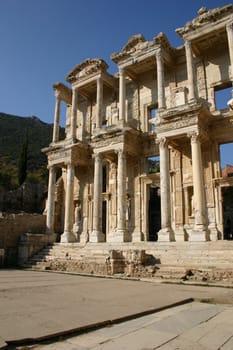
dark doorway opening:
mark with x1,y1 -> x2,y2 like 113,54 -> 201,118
148,186 -> 161,241
102,200 -> 107,235
222,187 -> 233,240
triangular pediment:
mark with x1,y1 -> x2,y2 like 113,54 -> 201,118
111,34 -> 149,64
66,58 -> 109,84
122,34 -> 146,52
176,4 -> 233,37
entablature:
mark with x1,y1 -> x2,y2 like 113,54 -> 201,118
156,101 -> 211,139
209,111 -> 233,143
91,128 -> 142,158
111,32 -> 176,81
176,4 -> 233,38
53,82 -> 72,105
176,4 -> 233,56
45,142 -> 91,168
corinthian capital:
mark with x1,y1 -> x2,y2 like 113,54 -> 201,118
226,22 -> 233,32
54,89 -> 61,99
93,153 -> 102,162
155,48 -> 163,61
156,136 -> 168,148
188,131 -> 200,143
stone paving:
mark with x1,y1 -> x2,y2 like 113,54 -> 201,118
23,302 -> 233,350
0,269 -> 233,349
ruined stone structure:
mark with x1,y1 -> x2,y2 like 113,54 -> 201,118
43,4 -> 233,248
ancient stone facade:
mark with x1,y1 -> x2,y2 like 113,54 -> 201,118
43,5 -> 233,245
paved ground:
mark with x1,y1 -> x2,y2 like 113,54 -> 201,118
0,269 -> 233,349
19,301 -> 233,350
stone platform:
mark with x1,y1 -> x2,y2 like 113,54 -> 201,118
22,241 -> 233,284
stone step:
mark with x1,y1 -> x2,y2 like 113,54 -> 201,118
24,241 -> 233,283
29,248 -> 233,267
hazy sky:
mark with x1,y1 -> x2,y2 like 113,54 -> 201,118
0,0 -> 232,164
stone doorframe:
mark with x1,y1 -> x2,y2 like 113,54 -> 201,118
141,174 -> 160,241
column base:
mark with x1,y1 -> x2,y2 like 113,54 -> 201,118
110,229 -> 130,243
132,231 -> 143,242
116,120 -> 127,128
89,230 -> 105,243
174,227 -> 186,242
80,231 -> 90,244
60,231 -> 76,243
208,225 -> 219,241
158,228 -> 173,242
189,228 -> 210,242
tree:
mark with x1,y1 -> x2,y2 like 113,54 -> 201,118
18,131 -> 28,185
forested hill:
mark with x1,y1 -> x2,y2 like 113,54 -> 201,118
0,112 -> 64,189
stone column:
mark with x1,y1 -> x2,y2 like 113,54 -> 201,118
90,153 -> 105,242
185,40 -> 196,101
158,137 -> 173,241
189,132 -> 208,241
96,77 -> 103,128
46,166 -> 56,235
156,49 -> 166,109
52,91 -> 61,143
70,87 -> 78,141
119,67 -> 126,122
116,149 -> 128,242
61,163 -> 76,243
226,22 -> 233,79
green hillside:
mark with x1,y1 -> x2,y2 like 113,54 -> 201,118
0,112 -> 64,189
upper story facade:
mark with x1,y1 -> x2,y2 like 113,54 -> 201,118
49,4 -> 233,154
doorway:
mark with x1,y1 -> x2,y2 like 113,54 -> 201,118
102,200 -> 107,235
222,187 -> 233,240
148,186 -> 161,241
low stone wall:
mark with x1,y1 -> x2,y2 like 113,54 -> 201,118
0,212 -> 46,266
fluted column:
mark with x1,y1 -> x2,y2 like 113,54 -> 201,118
189,132 -> 208,241
116,149 -> 129,242
158,137 -> 173,241
119,67 -> 126,122
185,40 -> 196,101
96,77 -> 103,128
70,87 -> 78,141
61,163 -> 76,243
46,166 -> 56,234
156,49 -> 166,109
227,22 -> 233,79
90,153 -> 105,242
52,91 -> 61,143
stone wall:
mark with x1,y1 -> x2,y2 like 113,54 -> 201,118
0,212 -> 46,266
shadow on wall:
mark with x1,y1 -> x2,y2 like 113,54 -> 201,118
0,212 -> 46,266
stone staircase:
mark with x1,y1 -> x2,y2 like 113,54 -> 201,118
21,241 -> 233,284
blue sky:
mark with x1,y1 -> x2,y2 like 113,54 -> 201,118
0,0 -> 232,165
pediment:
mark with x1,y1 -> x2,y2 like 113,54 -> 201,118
66,58 -> 109,83
176,4 -> 233,37
122,34 -> 146,52
111,34 -> 149,63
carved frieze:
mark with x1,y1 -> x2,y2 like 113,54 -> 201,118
157,114 -> 198,133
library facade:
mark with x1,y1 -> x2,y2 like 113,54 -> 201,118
44,4 -> 233,246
